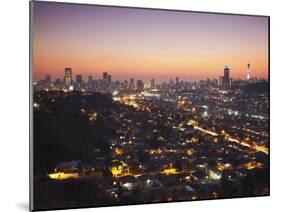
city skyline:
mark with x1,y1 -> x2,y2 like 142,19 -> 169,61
35,63 -> 264,86
32,2 -> 269,82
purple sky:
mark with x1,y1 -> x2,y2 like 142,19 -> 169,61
32,1 -> 269,82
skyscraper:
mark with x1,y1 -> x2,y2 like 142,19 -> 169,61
76,74 -> 83,89
247,63 -> 251,80
176,77 -> 179,91
124,80 -> 128,90
55,78 -> 61,85
136,80 -> 144,91
88,75 -> 93,88
76,74 -> 82,83
223,65 -> 230,88
103,72 -> 108,81
150,79 -> 155,89
218,76 -> 224,87
64,68 -> 72,86
45,75 -> 51,86
129,78 -> 135,90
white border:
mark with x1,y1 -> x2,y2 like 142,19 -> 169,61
1,0 -> 279,211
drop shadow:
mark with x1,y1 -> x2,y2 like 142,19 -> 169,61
16,202 -> 29,211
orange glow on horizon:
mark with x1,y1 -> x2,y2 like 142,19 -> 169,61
32,2 -> 269,82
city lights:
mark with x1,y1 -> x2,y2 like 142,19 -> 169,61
35,66 -> 268,205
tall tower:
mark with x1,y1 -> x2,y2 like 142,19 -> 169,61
150,79 -> 155,89
129,78 -> 135,90
136,80 -> 144,91
247,63 -> 251,80
176,77 -> 179,91
223,65 -> 230,88
103,72 -> 108,80
64,68 -> 72,86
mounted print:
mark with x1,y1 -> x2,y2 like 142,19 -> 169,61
30,1 -> 269,211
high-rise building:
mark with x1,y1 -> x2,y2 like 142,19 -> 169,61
76,74 -> 83,89
103,72 -> 108,80
45,75 -> 51,85
136,80 -> 144,91
224,65 -> 230,81
176,77 -> 179,84
175,77 -> 180,91
64,68 -> 72,86
247,63 -> 251,80
76,74 -> 82,83
124,80 -> 128,90
212,79 -> 218,87
88,75 -> 93,88
102,72 -> 111,87
129,78 -> 135,90
223,65 -> 230,88
150,79 -> 155,89
55,78 -> 60,85
218,76 -> 224,87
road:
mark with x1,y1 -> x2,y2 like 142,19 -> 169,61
191,124 -> 268,155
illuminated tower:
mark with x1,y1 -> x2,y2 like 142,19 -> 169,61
247,63 -> 251,80
64,68 -> 72,86
223,65 -> 230,88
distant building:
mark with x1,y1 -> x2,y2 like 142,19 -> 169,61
129,78 -> 135,90
76,74 -> 82,83
136,80 -> 144,91
173,77 -> 180,91
123,80 -> 128,90
223,65 -> 230,88
76,74 -> 83,89
55,78 -> 61,85
45,75 -> 51,86
218,76 -> 224,87
102,72 -> 111,87
247,63 -> 251,80
103,72 -> 108,81
212,79 -> 218,87
229,78 -> 233,87
169,79 -> 174,88
64,68 -> 72,86
88,75 -> 93,88
150,79 -> 155,89
218,65 -> 231,88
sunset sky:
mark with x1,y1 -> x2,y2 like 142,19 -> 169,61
32,2 -> 269,82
